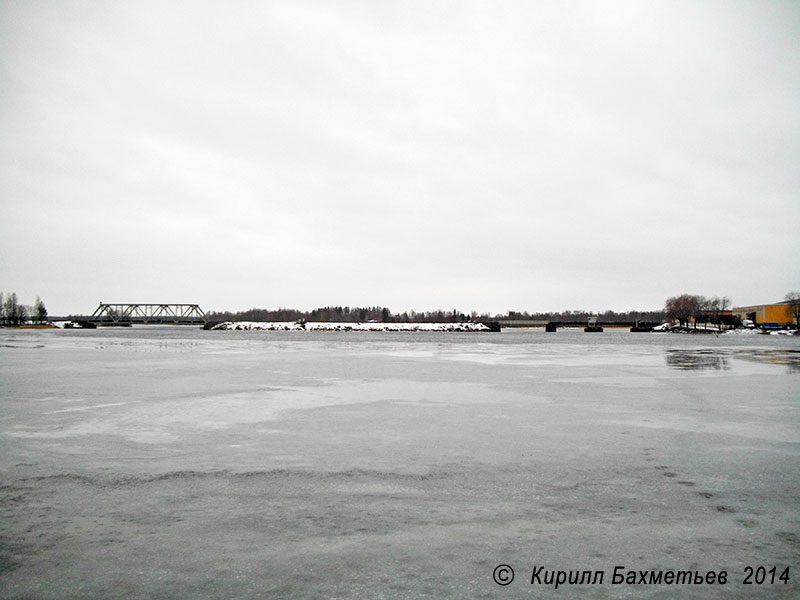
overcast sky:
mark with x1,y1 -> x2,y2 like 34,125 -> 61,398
1,1 -> 798,315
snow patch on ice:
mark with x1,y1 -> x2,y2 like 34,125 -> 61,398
215,321 -> 304,331
724,328 -> 798,336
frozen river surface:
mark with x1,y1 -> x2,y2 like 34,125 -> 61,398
1,327 -> 799,599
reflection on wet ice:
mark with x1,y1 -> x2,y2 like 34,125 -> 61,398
665,348 -> 800,373
665,349 -> 729,371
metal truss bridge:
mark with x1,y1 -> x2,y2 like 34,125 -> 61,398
70,303 -> 207,325
41,302 -> 208,328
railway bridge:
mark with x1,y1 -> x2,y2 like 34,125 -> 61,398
51,303 -> 207,326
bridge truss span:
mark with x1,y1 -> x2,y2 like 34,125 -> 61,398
89,303 -> 207,325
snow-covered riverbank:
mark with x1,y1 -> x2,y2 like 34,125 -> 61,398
211,321 -> 492,332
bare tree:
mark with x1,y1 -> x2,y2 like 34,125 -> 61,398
665,294 -> 703,327
785,291 -> 800,328
701,295 -> 732,330
3,292 -> 28,326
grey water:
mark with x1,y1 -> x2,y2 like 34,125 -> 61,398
1,327 -> 799,599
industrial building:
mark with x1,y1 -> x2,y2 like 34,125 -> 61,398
731,301 -> 795,325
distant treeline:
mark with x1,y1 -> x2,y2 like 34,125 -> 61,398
0,292 -> 47,326
206,306 -> 474,323
206,306 -> 666,324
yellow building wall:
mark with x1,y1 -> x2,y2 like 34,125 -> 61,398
765,304 -> 792,323
732,304 -> 793,324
